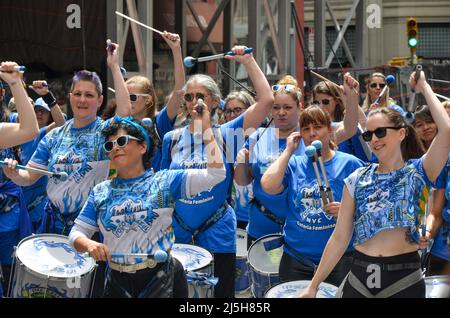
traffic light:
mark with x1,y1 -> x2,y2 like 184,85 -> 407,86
406,17 -> 419,48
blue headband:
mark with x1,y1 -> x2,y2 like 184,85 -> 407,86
114,116 -> 151,154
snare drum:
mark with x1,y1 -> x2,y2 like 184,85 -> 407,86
247,234 -> 283,298
235,228 -> 250,294
425,276 -> 450,298
265,280 -> 337,298
10,234 -> 96,298
171,244 -> 214,298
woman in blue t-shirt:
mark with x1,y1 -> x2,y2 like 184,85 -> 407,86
161,46 -> 274,298
2,42 -> 131,236
312,78 -> 371,162
124,32 -> 185,172
261,102 -> 364,287
0,61 -> 39,296
68,109 -> 226,298
300,71 -> 450,298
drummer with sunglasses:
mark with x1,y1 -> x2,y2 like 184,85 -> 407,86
312,76 -> 371,162
161,46 -> 274,298
300,71 -> 450,298
361,73 -> 400,114
68,110 -> 226,298
123,31 -> 184,172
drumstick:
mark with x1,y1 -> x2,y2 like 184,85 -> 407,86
310,70 -> 359,94
115,11 -> 164,35
312,140 -> 334,203
305,146 -> 328,206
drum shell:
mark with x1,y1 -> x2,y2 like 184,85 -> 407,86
171,243 -> 214,298
235,228 -> 250,293
247,233 -> 283,298
10,234 -> 96,298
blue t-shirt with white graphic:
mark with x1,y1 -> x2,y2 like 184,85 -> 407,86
160,115 -> 245,253
29,118 -> 111,220
231,182 -> 253,224
245,127 -> 305,239
76,169 -> 185,264
266,151 -> 363,264
345,157 -> 433,246
151,107 -> 175,172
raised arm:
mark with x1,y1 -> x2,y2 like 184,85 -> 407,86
225,46 -> 274,133
234,148 -> 254,186
300,186 -> 356,297
185,100 -> 226,197
107,42 -> 131,118
0,61 -> 39,148
162,31 -> 185,121
30,80 -> 66,132
261,132 -> 300,195
334,73 -> 360,144
413,71 -> 450,181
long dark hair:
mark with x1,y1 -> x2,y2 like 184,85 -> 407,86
367,108 -> 425,161
312,81 -> 344,121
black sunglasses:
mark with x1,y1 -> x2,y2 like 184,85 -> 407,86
184,92 -> 207,102
369,83 -> 386,89
225,107 -> 244,115
129,93 -> 149,102
361,126 -> 403,142
313,98 -> 331,106
103,135 -> 141,153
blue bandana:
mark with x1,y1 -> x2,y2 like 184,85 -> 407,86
114,116 -> 152,154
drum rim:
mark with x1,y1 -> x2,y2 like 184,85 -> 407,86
171,243 -> 213,272
264,280 -> 338,298
247,233 -> 283,274
424,275 -> 450,282
14,233 -> 96,279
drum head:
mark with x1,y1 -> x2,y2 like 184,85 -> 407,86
15,234 -> 95,279
265,280 -> 337,298
425,276 -> 450,298
172,244 -> 213,272
236,229 -> 248,258
248,234 -> 283,274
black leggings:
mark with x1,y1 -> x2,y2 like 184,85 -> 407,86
341,250 -> 425,298
279,251 -> 352,287
213,253 -> 236,298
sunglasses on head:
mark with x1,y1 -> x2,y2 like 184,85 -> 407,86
272,84 -> 297,93
313,98 -> 331,106
129,93 -> 150,102
103,135 -> 142,153
361,126 -> 403,142
369,83 -> 386,89
184,92 -> 207,102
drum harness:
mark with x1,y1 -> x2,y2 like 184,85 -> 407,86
250,198 -> 285,226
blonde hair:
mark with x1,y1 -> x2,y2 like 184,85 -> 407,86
274,75 -> 302,103
126,76 -> 157,118
362,73 -> 396,112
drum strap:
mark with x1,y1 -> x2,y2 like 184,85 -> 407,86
173,202 -> 229,243
336,269 -> 423,298
262,236 -> 318,271
39,202 -> 79,235
251,198 -> 285,226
